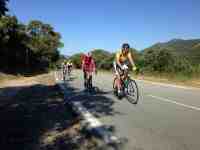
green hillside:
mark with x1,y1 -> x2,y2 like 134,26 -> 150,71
143,39 -> 200,63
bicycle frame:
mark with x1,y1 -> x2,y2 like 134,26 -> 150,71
118,67 -> 130,84
113,66 -> 139,103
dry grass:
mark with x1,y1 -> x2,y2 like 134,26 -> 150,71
0,72 -> 21,85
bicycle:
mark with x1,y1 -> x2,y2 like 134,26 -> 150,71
84,70 -> 98,93
62,67 -> 68,81
83,71 -> 93,92
113,65 -> 139,104
67,65 -> 72,76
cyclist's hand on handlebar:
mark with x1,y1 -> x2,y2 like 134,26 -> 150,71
122,64 -> 128,70
132,66 -> 137,71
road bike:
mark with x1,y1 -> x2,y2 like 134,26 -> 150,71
113,65 -> 139,104
84,71 -> 93,92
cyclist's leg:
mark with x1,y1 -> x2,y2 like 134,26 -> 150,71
113,62 -> 122,92
88,71 -> 93,89
69,66 -> 72,72
86,71 -> 90,85
63,68 -> 66,80
113,61 -> 118,89
83,70 -> 87,88
68,66 -> 70,74
63,68 -> 65,80
68,66 -> 70,75
71,66 -> 73,73
62,67 -> 64,78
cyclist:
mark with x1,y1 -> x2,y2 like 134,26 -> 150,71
61,60 -> 68,80
82,52 -> 96,89
67,60 -> 73,75
113,43 -> 137,96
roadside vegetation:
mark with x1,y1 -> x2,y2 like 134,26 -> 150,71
0,0 -> 63,75
69,39 -> 200,86
1,0 -> 199,83
0,2 -> 100,149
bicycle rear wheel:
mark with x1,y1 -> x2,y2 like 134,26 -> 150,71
126,79 -> 139,104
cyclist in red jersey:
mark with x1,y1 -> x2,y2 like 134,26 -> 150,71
81,52 -> 96,89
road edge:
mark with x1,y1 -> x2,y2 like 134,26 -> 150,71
54,71 -> 121,146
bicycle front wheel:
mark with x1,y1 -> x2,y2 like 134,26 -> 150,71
126,79 -> 139,104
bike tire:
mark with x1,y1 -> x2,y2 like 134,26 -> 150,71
126,79 -> 139,104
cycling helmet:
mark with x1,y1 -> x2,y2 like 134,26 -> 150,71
122,43 -> 130,49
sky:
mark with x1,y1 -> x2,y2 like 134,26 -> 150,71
8,0 -> 200,55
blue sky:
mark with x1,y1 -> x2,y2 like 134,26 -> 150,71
8,0 -> 200,55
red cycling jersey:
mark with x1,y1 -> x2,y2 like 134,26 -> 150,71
82,54 -> 96,73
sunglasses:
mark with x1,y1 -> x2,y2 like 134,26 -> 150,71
123,47 -> 129,50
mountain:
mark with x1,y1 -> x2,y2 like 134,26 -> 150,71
143,39 -> 200,63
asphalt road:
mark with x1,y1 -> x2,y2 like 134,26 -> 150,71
64,70 -> 200,150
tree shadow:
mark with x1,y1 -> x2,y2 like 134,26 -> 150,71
55,69 -> 130,148
59,81 -> 129,149
0,83 -> 79,150
63,82 -> 125,118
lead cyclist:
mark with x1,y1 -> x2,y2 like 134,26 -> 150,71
113,43 -> 137,96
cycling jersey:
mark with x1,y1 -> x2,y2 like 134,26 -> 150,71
116,50 -> 132,63
82,55 -> 96,73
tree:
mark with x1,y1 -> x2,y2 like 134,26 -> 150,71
0,16 -> 27,69
0,0 -> 8,17
70,53 -> 83,68
0,16 -> 62,73
91,49 -> 112,69
27,20 -> 62,68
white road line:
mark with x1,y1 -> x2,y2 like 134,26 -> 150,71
148,95 -> 200,111
73,101 -> 102,128
54,71 -> 120,144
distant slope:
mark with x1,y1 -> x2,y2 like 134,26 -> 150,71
143,39 -> 200,63
191,43 -> 200,63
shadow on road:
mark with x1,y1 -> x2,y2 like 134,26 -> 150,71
62,81 -> 124,118
61,79 -> 129,149
0,84 -> 83,150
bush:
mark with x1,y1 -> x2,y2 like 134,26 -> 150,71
69,53 -> 83,68
143,49 -> 174,72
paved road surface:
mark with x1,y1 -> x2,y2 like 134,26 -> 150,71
64,70 -> 200,150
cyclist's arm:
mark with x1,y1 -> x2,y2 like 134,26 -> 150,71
116,53 -> 123,69
128,52 -> 136,68
81,60 -> 85,70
